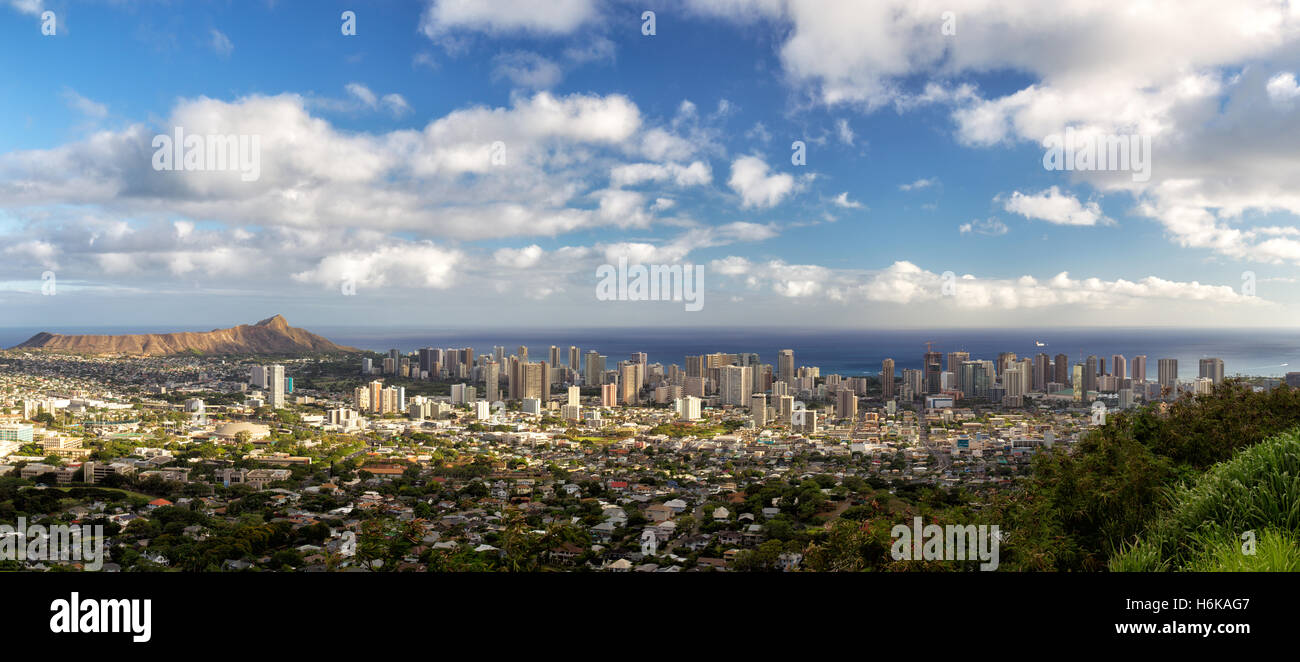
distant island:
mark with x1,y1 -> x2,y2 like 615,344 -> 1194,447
9,315 -> 358,356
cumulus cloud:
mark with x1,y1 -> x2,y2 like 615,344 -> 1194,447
1003,187 -> 1113,227
493,244 -> 545,268
0,90 -> 672,241
1266,71 -> 1300,104
727,155 -> 798,208
685,1 -> 1300,266
293,242 -> 463,290
711,257 -> 1258,310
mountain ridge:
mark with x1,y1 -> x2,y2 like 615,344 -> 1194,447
9,315 -> 359,356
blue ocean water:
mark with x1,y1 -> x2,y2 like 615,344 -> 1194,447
2,326 -> 1295,379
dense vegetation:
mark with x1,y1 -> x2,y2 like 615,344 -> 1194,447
992,380 -> 1300,571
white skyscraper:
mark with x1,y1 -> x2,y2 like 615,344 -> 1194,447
720,365 -> 753,406
676,396 -> 701,421
268,365 -> 285,409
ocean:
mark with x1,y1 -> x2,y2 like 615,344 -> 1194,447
4,325 -> 1288,379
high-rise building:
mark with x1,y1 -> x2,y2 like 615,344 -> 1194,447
367,380 -> 388,414
946,351 -> 970,374
881,358 -> 896,399
549,346 -> 560,367
778,349 -> 795,384
1033,353 -> 1051,392
1158,359 -> 1178,393
1111,355 -> 1127,380
996,352 -> 1018,376
751,393 -> 767,427
249,365 -> 268,389
483,361 -> 500,403
677,396 -> 702,421
585,352 -> 606,386
1132,355 -> 1148,382
601,383 -> 618,407
510,361 -> 544,401
1004,367 -> 1024,398
924,350 -> 943,394
1055,353 -> 1070,386
960,361 -> 992,399
620,364 -> 639,404
684,376 -> 705,398
1199,358 -> 1224,385
569,346 -> 580,372
1072,364 -> 1084,401
685,355 -> 705,378
720,365 -> 753,406
902,369 -> 924,398
267,365 -> 285,409
837,388 -> 857,421
1084,355 -> 1098,395
778,395 -> 795,423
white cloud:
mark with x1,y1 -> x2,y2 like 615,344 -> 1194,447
382,94 -> 412,117
836,118 -> 855,145
728,155 -> 797,208
1003,187 -> 1113,227
421,0 -> 598,37
293,242 -> 462,290
959,218 -> 1009,236
711,257 -> 1259,310
686,1 -> 1300,267
344,84 -> 412,117
62,89 -> 107,118
491,51 -> 563,90
6,1 -> 43,16
610,161 -> 712,188
210,29 -> 233,57
3,240 -> 59,269
831,192 -> 862,209
1266,71 -> 1300,104
345,83 -> 379,108
0,90 -> 671,241
899,178 -> 935,191
493,244 -> 544,268
564,36 -> 615,64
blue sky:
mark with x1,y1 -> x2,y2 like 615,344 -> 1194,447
2,0 -> 1300,330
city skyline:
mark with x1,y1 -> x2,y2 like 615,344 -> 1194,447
3,1 -> 1300,329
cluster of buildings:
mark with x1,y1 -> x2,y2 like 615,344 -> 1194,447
897,349 -> 1229,409
0,339 -> 1261,572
